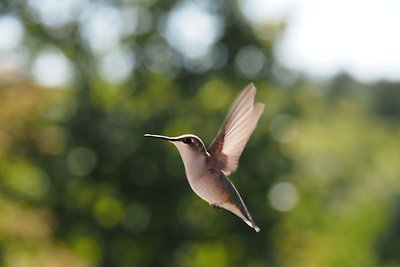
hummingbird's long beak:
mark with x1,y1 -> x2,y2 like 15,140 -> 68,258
144,134 -> 177,142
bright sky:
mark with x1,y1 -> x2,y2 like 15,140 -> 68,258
240,0 -> 400,83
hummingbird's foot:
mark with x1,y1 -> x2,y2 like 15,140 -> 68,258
210,203 -> 222,210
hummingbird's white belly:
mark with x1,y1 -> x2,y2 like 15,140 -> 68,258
179,155 -> 223,203
175,142 -> 230,204
186,172 -> 229,205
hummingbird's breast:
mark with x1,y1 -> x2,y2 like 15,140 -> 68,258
173,140 -> 229,204
187,169 -> 233,205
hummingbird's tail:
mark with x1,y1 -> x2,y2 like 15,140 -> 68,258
220,175 -> 261,233
236,198 -> 261,233
220,199 -> 260,233
242,212 -> 261,233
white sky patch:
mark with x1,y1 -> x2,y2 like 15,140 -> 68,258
164,2 -> 223,59
32,48 -> 74,88
240,0 -> 400,83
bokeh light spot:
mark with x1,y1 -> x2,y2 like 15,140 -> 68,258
27,0 -> 88,28
235,46 -> 266,78
31,48 -> 74,88
98,46 -> 135,84
67,147 -> 97,177
269,114 -> 298,143
5,162 -> 50,199
164,2 -> 223,59
93,194 -> 124,227
0,199 -> 53,240
79,4 -> 125,54
70,234 -> 101,264
268,182 -> 299,212
0,14 -> 25,51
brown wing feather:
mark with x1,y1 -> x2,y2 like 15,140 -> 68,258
208,83 -> 265,175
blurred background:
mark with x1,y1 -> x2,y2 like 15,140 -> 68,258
0,0 -> 400,266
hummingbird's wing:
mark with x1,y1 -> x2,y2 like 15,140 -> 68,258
208,83 -> 265,175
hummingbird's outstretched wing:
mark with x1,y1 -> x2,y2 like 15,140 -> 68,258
208,83 -> 265,175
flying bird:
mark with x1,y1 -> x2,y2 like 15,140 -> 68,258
145,83 -> 264,232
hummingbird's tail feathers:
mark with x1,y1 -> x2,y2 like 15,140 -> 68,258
220,174 -> 261,232
239,203 -> 261,233
243,217 -> 261,233
220,201 -> 261,233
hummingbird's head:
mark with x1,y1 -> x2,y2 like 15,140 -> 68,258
144,134 -> 208,173
144,134 -> 207,155
170,134 -> 207,156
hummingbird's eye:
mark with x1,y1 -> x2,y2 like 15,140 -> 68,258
182,137 -> 192,144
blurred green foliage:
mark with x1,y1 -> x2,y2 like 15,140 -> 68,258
0,1 -> 400,267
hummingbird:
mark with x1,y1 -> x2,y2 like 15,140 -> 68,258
145,83 -> 264,232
